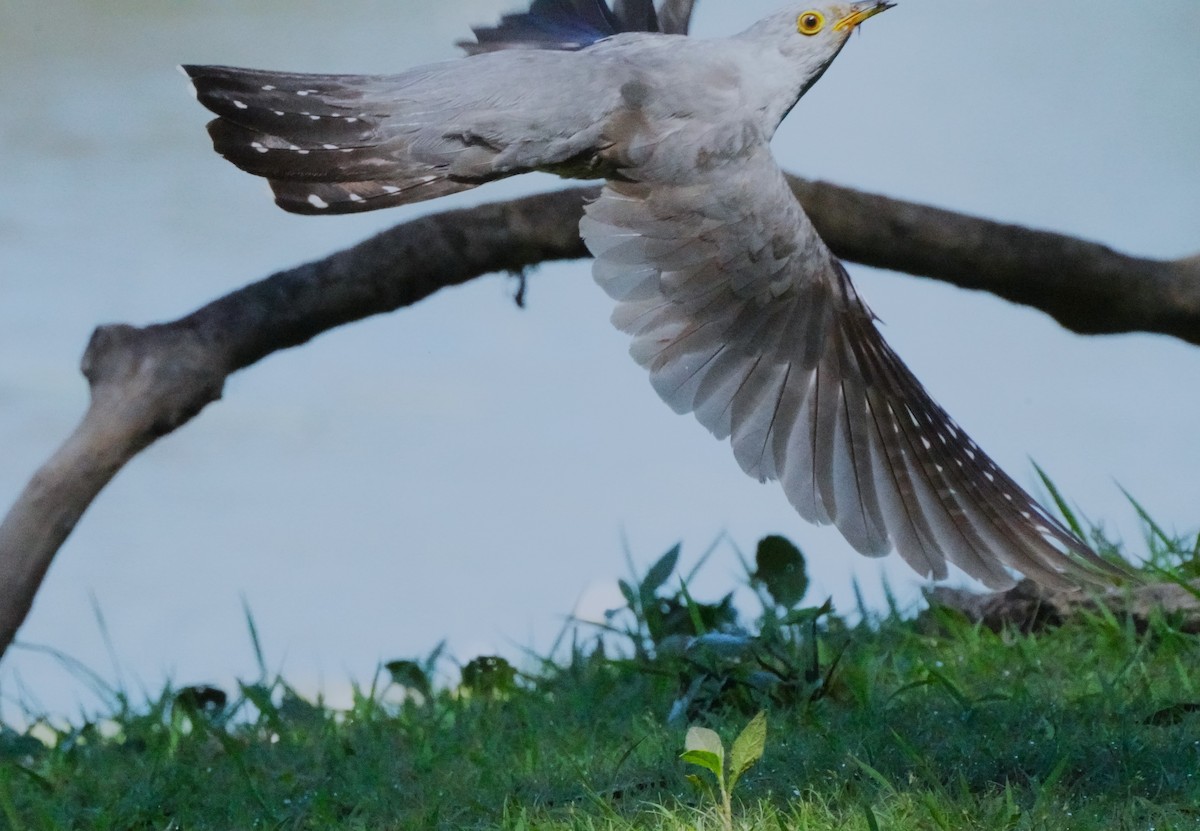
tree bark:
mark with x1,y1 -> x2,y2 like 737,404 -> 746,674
0,176 -> 1196,660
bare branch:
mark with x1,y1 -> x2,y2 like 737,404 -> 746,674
792,178 -> 1200,345
0,188 -> 588,658
0,177 -> 1195,658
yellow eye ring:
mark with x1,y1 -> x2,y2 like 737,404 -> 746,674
797,10 -> 825,35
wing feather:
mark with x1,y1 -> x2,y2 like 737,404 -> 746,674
582,143 -> 1123,588
460,0 -> 663,54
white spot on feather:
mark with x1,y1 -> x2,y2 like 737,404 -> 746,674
273,110 -> 285,116
233,100 -> 248,110
251,141 -> 268,154
262,84 -> 276,91
349,194 -> 365,203
382,186 -> 400,194
307,194 -> 329,209
345,117 -> 359,123
322,143 -> 338,150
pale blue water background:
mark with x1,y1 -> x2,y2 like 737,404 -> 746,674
1,0 -> 1198,719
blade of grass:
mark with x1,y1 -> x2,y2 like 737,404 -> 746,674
679,578 -> 707,636
1034,462 -> 1086,540
241,597 -> 268,682
684,532 -> 730,585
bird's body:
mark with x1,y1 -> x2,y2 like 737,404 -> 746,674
189,23 -> 823,214
184,1 -> 1123,589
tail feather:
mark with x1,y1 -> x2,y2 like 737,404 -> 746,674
205,119 -> 397,182
201,99 -> 385,147
269,177 -> 476,215
183,63 -> 474,213
185,65 -> 388,119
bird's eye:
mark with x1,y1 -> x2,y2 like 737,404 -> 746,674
797,10 -> 825,35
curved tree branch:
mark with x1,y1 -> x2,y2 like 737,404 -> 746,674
1,176 -> 1196,660
792,179 -> 1200,344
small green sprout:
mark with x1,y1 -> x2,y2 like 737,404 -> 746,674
681,710 -> 767,831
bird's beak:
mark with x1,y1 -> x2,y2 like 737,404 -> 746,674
833,1 -> 895,32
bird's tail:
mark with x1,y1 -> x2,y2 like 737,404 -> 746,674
182,64 -> 478,215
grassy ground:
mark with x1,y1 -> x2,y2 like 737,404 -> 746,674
1,523 -> 1198,830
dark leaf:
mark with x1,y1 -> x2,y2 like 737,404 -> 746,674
385,660 -> 432,698
460,655 -> 517,696
754,535 -> 808,608
173,684 -> 228,715
1145,701 -> 1200,726
641,543 -> 681,597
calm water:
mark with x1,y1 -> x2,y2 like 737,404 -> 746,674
1,0 -> 1198,719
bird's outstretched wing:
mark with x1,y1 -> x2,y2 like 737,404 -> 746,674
461,0 -> 665,54
580,144 -> 1120,589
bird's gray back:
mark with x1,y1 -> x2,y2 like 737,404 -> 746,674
387,33 -> 760,178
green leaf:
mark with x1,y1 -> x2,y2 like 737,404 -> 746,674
753,535 -> 808,608
685,725 -> 724,757
849,755 -> 897,796
684,773 -> 716,801
239,682 -> 283,732
384,660 -> 431,699
729,711 -> 766,788
617,579 -> 638,611
683,726 -> 724,782
641,544 -> 681,596
422,640 -> 447,674
780,598 -> 833,628
678,578 -> 707,636
680,749 -> 724,781
862,801 -> 881,831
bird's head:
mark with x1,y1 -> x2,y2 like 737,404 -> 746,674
747,2 -> 894,61
784,2 -> 894,58
800,3 -> 894,38
739,1 -> 894,122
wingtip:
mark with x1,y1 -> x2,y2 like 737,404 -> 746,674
178,64 -> 200,98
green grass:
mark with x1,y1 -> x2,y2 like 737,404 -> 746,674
2,515 -> 1199,830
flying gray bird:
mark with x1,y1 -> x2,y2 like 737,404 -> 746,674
183,1 -> 1121,589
